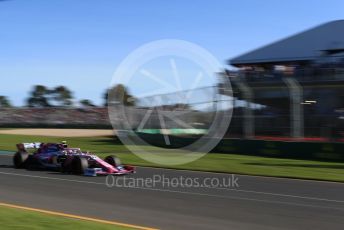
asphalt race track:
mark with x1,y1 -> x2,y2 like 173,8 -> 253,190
1,152 -> 344,230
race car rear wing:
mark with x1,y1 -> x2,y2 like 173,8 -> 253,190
16,142 -> 41,152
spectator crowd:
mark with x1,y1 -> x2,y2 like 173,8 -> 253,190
0,107 -> 110,126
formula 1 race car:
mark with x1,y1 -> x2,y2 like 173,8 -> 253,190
13,141 -> 135,176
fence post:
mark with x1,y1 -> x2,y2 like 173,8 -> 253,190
221,71 -> 254,139
283,77 -> 304,139
235,79 -> 254,139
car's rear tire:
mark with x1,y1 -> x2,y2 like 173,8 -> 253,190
104,155 -> 121,167
71,156 -> 88,174
13,152 -> 29,169
25,155 -> 40,170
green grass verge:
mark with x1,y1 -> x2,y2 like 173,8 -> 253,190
1,134 -> 344,182
0,205 -> 135,230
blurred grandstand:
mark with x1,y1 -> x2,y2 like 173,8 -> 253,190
226,20 -> 344,142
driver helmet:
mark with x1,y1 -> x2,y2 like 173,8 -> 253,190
61,141 -> 68,148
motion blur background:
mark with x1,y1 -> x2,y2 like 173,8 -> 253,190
1,0 -> 344,160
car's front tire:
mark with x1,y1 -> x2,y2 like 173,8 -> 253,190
104,155 -> 121,167
71,156 -> 88,174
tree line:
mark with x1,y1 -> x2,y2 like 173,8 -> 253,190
0,84 -> 135,108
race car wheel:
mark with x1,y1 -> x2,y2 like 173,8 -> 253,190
13,151 -> 29,169
71,156 -> 88,174
25,155 -> 40,170
104,155 -> 121,167
61,156 -> 73,173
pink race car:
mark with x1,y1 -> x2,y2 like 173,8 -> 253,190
13,141 -> 135,176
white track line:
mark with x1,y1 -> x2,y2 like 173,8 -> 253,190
154,180 -> 344,204
0,171 -> 344,211
1,154 -> 344,204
